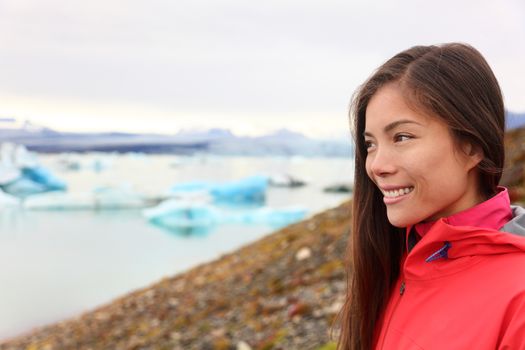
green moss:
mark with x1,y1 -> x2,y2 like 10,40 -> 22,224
257,329 -> 288,350
318,260 -> 344,278
197,321 -> 211,333
315,341 -> 338,350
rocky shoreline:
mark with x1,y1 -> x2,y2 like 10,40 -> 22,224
0,200 -> 352,350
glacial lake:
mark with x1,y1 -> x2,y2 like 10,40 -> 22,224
0,154 -> 353,340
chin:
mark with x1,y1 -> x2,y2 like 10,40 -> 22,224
386,213 -> 418,228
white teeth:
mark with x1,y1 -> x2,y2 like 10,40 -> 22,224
383,187 -> 413,198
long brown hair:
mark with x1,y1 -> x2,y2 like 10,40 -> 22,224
337,43 -> 505,350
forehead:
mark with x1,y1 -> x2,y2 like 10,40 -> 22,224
365,84 -> 432,130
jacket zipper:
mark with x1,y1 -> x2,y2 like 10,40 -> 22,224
378,276 -> 406,349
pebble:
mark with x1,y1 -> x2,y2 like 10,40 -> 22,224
307,222 -> 317,231
295,247 -> 312,261
211,328 -> 226,337
323,300 -> 344,315
237,340 -> 253,350
170,332 -> 182,341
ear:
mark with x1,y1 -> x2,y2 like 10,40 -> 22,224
461,142 -> 484,170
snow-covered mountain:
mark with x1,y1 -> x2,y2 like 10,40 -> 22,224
0,119 -> 351,157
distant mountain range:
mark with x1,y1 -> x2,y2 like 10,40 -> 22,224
2,110 -> 522,156
506,111 -> 525,130
0,118 -> 352,157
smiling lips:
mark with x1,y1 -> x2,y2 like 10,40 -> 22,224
380,186 -> 414,204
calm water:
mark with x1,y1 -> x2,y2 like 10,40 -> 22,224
0,154 -> 352,340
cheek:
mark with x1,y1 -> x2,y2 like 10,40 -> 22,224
409,155 -> 469,196
406,146 -> 452,178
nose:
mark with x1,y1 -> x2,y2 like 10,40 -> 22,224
367,146 -> 396,178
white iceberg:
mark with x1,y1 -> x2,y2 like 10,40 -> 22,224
13,144 -> 39,168
0,165 -> 21,185
24,186 -> 156,211
93,186 -> 153,209
0,188 -> 20,209
1,143 -> 38,168
269,174 -> 307,188
24,192 -> 95,210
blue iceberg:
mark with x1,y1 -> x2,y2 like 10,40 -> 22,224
210,175 -> 268,205
2,177 -> 48,198
1,143 -> 67,197
143,199 -> 221,235
167,176 -> 269,206
22,166 -> 67,192
143,196 -> 307,235
236,207 -> 308,228
168,181 -> 212,194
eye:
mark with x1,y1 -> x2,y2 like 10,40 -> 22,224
364,139 -> 376,151
394,134 -> 412,143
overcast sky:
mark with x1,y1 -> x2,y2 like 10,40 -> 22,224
0,0 -> 524,137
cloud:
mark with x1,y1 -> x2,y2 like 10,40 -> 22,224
0,0 -> 524,135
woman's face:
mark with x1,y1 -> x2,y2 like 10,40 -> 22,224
364,83 -> 483,228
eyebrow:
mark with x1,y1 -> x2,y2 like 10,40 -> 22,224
363,119 -> 423,137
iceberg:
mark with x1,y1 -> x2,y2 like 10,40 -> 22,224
93,186 -> 153,209
2,177 -> 48,198
22,166 -> 67,192
143,199 -> 221,235
323,183 -> 353,193
0,188 -> 20,209
56,154 -> 82,171
90,157 -> 113,172
13,143 -> 39,168
0,142 -> 17,167
168,181 -> 212,194
143,196 -> 307,235
167,175 -> 269,206
0,142 -> 68,197
209,175 -> 268,205
269,174 -> 307,188
1,142 -> 38,168
24,186 -> 157,211
24,192 -> 95,210
236,207 -> 308,228
0,165 -> 21,185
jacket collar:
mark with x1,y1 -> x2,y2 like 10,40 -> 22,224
413,187 -> 511,237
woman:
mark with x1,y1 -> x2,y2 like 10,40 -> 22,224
338,43 -> 525,349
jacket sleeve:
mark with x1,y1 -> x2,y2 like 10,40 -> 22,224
498,292 -> 525,350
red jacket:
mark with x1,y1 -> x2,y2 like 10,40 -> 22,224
374,206 -> 525,349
